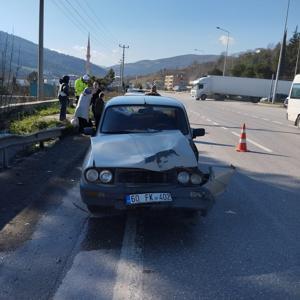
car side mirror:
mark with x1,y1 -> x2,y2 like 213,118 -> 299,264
192,128 -> 205,139
83,127 -> 96,136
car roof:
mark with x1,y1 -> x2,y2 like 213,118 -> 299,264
105,95 -> 185,109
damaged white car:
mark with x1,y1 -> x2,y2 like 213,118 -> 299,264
80,96 -> 234,215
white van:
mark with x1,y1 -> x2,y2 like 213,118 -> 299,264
287,74 -> 300,128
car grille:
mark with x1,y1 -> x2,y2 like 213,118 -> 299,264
117,169 -> 176,185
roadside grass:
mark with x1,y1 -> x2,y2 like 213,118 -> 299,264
9,102 -> 74,135
9,91 -> 120,135
10,116 -> 64,135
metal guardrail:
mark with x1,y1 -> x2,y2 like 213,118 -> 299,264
0,98 -> 58,112
0,127 -> 65,169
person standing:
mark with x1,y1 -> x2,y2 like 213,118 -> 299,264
58,75 -> 70,121
94,92 -> 105,129
145,84 -> 161,96
74,87 -> 93,133
75,74 -> 89,103
91,81 -> 101,122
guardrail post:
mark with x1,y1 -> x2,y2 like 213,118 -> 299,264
2,148 -> 8,169
39,141 -> 44,148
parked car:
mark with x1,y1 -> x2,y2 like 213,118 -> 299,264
125,88 -> 147,96
80,95 -> 234,215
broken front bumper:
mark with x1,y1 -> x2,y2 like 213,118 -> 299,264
80,165 -> 235,211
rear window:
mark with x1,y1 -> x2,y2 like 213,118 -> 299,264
101,105 -> 189,135
290,83 -> 300,99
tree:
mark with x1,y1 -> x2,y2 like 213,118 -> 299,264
255,63 -> 273,79
243,67 -> 256,78
231,63 -> 246,77
208,67 -> 223,76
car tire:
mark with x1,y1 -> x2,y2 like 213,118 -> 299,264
200,94 -> 207,101
183,209 -> 199,218
297,115 -> 300,128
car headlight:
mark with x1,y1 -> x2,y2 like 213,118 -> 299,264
190,173 -> 203,185
86,169 -> 99,182
99,170 -> 113,183
177,171 -> 190,184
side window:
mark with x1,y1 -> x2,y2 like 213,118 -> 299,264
290,83 -> 300,99
198,84 -> 204,89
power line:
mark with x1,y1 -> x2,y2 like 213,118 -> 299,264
64,0 -> 113,53
73,0 -> 118,48
51,0 -> 87,37
82,0 -> 120,45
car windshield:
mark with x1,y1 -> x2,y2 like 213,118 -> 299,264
101,105 -> 189,135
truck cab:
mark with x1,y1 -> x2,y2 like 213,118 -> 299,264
190,77 -> 210,100
287,74 -> 300,128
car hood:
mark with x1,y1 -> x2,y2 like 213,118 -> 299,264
89,130 -> 197,171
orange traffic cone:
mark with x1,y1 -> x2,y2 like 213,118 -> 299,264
236,123 -> 248,152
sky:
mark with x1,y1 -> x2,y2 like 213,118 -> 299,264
1,0 -> 300,67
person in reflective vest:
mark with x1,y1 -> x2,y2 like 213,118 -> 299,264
75,74 -> 89,103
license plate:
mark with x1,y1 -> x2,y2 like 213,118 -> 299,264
126,192 -> 172,205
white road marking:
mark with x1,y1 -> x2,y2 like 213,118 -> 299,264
252,115 -> 259,119
262,118 -> 269,121
272,121 -> 283,125
213,122 -> 219,125
113,214 -> 143,300
231,132 -> 273,153
206,118 -> 212,122
221,126 -> 229,130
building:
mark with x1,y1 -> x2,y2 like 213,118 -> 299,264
86,33 -> 91,75
164,73 -> 187,90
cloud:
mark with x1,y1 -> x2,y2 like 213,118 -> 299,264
219,35 -> 235,46
72,45 -> 86,52
50,48 -> 64,54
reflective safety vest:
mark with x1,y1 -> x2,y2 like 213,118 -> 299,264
75,78 -> 88,97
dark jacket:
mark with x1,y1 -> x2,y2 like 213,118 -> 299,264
91,89 -> 101,113
94,96 -> 104,118
58,76 -> 70,97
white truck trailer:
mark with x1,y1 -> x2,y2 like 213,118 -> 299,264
190,75 -> 292,102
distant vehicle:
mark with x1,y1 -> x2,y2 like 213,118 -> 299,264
173,85 -> 186,92
190,75 -> 292,102
287,74 -> 300,128
80,95 -> 234,215
125,88 -> 147,96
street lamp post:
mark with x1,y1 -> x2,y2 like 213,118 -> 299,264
272,0 -> 290,104
216,26 -> 230,76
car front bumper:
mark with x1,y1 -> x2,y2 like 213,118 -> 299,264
80,166 -> 235,211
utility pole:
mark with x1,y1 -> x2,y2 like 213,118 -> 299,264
294,37 -> 300,77
38,0 -> 44,100
119,44 -> 129,92
272,0 -> 290,104
216,26 -> 230,76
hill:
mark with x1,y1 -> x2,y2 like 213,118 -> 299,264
0,31 -> 106,78
109,54 -> 218,77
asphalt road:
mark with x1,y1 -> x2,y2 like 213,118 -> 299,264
0,94 -> 300,299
